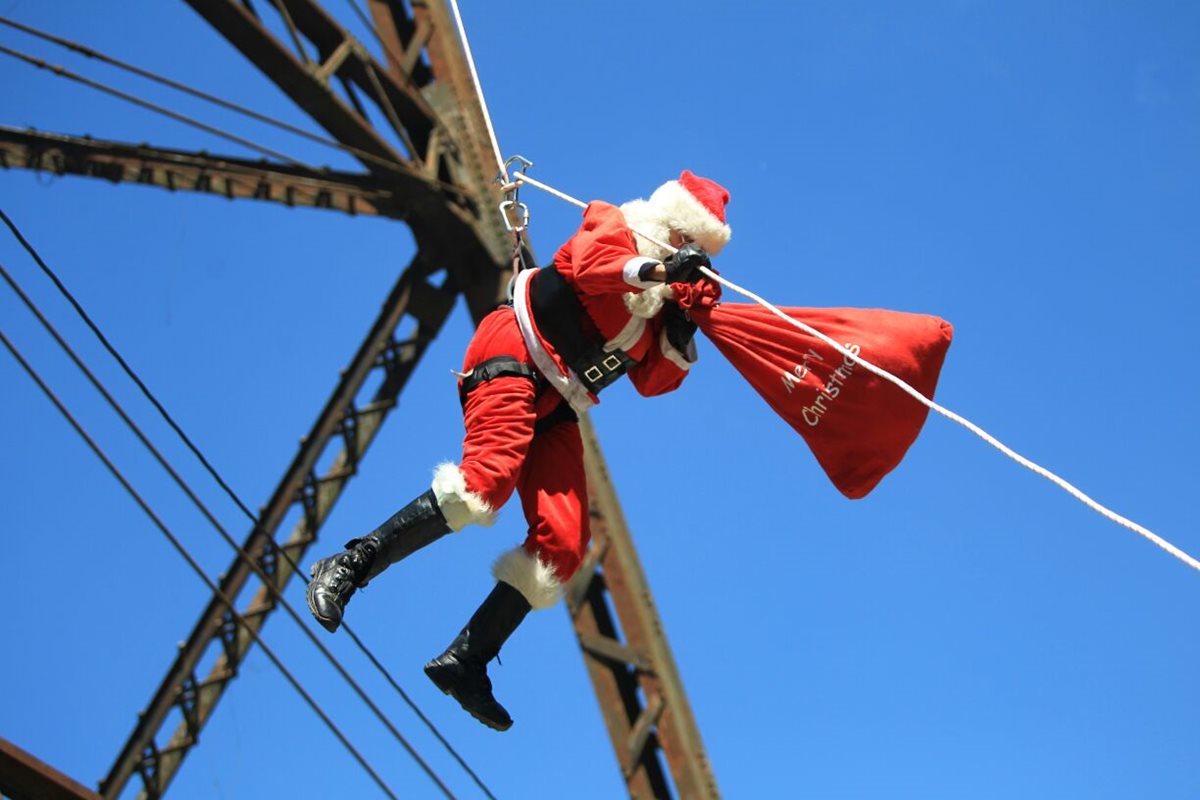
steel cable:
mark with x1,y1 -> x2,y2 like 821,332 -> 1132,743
0,326 -> 402,800
511,170 -> 1200,575
0,43 -> 305,165
0,208 -> 499,798
0,258 -> 458,799
0,14 -> 416,177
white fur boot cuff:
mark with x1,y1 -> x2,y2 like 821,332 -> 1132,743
492,547 -> 563,610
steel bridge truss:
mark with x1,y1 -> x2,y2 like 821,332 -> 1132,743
1,2 -> 719,798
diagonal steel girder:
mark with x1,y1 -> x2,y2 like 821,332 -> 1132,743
70,2 -> 721,797
567,421 -> 722,798
182,0 -> 413,172
180,0 -> 509,309
101,251 -> 463,799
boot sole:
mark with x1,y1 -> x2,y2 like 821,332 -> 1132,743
424,664 -> 512,732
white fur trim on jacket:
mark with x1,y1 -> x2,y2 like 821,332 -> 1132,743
619,199 -> 674,260
605,313 -> 647,353
492,546 -> 563,610
621,255 -> 661,289
623,283 -> 675,320
431,462 -> 495,531
511,268 -> 595,414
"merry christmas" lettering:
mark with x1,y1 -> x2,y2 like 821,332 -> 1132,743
781,348 -> 826,394
800,343 -> 861,427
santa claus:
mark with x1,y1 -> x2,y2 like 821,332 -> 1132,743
306,170 -> 731,731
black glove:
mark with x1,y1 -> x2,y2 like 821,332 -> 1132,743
662,301 -> 698,355
662,242 -> 711,283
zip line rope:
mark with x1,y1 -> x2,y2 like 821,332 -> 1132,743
508,171 -> 1200,575
447,0 -> 505,175
0,258 -> 459,799
0,208 -> 499,799
0,327 -> 402,800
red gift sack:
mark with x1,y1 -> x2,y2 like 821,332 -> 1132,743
676,282 -> 953,498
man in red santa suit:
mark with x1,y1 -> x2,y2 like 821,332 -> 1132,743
306,171 -> 731,731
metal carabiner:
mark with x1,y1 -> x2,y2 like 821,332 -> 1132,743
499,154 -> 534,185
499,199 -> 530,233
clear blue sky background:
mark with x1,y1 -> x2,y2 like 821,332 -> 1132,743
2,2 -> 1198,798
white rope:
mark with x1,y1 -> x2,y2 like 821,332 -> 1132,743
512,172 -> 1200,574
447,0 -> 505,174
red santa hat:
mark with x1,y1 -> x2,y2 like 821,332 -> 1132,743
619,170 -> 733,261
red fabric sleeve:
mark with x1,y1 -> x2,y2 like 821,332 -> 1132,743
458,375 -> 538,510
626,315 -> 692,397
554,201 -> 653,296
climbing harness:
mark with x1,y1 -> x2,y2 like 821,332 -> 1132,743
457,355 -> 541,407
504,167 -> 1200,575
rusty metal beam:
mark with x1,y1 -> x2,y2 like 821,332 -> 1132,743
404,0 -> 517,316
411,0 -> 502,197
62,3 -> 720,797
568,418 -> 722,799
182,0 -> 404,172
100,252 -> 459,799
366,0 -> 434,87
277,0 -> 437,157
0,126 -> 393,217
182,0 -> 507,317
0,737 -> 101,800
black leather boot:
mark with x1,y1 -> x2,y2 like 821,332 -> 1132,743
424,581 -> 532,731
306,489 -> 449,633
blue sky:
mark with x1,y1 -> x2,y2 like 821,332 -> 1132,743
2,2 -> 1198,798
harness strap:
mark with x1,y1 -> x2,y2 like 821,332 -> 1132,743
528,266 -> 633,395
459,356 -> 541,406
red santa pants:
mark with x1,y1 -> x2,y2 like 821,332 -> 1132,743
455,306 -> 591,596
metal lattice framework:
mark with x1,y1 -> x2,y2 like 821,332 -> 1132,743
0,2 -> 720,798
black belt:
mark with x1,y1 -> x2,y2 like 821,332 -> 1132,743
528,266 -> 633,395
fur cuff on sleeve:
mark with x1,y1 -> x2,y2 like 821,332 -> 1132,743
431,463 -> 495,531
623,283 -> 675,319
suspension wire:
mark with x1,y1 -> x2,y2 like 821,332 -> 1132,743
269,0 -> 314,65
344,0 -> 425,90
0,327 -> 402,800
446,0 -> 504,175
0,209 -> 500,798
510,171 -> 1200,575
0,259 -> 461,799
344,0 -> 402,64
340,0 -> 465,148
363,58 -> 420,159
0,14 -> 414,176
0,44 -> 303,165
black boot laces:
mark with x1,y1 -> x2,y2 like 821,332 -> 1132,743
324,543 -> 375,595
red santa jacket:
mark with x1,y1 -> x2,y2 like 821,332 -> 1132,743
512,201 -> 697,412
